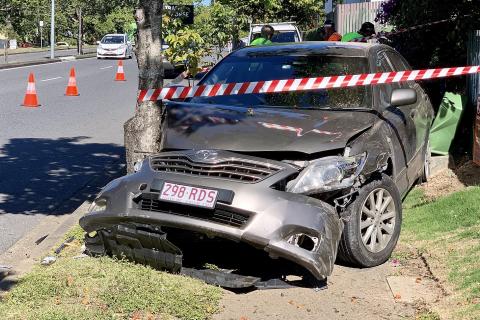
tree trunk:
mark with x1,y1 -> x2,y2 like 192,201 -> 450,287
76,7 -> 83,55
124,0 -> 164,173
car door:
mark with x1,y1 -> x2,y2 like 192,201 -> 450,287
385,50 -> 432,180
372,50 -> 417,190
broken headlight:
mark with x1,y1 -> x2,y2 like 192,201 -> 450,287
87,198 -> 107,214
286,153 -> 367,194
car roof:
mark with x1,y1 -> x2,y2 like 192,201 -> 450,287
230,41 -> 386,58
103,34 -> 126,37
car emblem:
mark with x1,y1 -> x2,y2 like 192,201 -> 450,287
193,150 -> 219,163
247,108 -> 255,116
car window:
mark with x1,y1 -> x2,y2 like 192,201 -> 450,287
251,31 -> 298,43
375,51 -> 399,106
190,54 -> 371,110
385,51 -> 416,89
101,36 -> 125,44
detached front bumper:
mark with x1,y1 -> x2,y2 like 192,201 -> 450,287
80,151 -> 344,280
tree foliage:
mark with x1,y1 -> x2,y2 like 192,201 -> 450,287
217,0 -> 324,29
0,0 -> 135,44
376,0 -> 480,92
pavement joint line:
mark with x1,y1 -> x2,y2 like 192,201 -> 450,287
41,76 -> 63,82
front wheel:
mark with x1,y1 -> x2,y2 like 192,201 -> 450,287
338,174 -> 402,267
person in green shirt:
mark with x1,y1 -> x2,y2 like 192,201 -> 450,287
342,22 -> 376,42
250,25 -> 275,46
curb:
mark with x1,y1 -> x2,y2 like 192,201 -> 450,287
0,53 -> 96,70
0,159 -> 126,292
0,200 -> 90,292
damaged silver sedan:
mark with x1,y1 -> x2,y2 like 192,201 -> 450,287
80,42 -> 434,288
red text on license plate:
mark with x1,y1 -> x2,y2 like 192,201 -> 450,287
160,183 -> 218,209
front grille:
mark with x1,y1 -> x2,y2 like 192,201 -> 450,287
150,155 -> 281,183
139,198 -> 250,228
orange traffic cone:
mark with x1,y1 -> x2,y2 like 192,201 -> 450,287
115,60 -> 126,81
22,73 -> 40,107
65,67 -> 79,96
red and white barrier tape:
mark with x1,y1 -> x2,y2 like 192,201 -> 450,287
138,66 -> 480,102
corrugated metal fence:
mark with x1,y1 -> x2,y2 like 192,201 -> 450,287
467,30 -> 480,107
334,2 -> 383,36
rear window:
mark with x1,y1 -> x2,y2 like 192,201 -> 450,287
101,36 -> 125,44
192,54 -> 370,110
251,31 -> 298,43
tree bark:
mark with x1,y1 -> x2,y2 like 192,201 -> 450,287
124,0 -> 164,173
76,7 -> 83,55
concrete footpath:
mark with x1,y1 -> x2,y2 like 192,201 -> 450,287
0,47 -> 96,67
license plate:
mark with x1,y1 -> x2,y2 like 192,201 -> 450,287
160,182 -> 218,209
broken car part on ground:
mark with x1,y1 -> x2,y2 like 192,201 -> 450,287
80,43 -> 434,288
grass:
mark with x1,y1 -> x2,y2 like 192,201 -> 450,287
401,187 -> 480,319
0,226 -> 222,320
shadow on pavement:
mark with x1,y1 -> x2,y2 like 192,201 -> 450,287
0,137 -> 125,216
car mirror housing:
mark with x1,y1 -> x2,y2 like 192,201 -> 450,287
96,41 -> 101,45
390,88 -> 417,106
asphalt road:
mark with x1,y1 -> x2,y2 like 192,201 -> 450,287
0,48 -> 96,65
0,57 -> 141,254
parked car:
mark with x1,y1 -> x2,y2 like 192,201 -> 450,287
56,41 -> 70,49
96,33 -> 133,59
249,22 -> 302,45
81,42 -> 434,287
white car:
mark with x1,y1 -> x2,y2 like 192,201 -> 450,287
97,34 -> 133,59
248,22 -> 302,45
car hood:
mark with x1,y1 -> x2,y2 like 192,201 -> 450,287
164,102 -> 376,154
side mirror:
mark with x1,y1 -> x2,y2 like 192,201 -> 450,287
96,41 -> 100,45
390,88 -> 417,106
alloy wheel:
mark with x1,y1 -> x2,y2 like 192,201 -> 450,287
359,188 -> 396,253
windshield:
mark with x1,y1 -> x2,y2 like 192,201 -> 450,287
251,31 -> 298,43
101,36 -> 125,44
191,54 -> 370,110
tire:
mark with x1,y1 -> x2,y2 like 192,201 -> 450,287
338,174 -> 402,267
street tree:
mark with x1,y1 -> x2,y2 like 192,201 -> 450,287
124,0 -> 164,173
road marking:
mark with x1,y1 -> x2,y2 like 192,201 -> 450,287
41,76 -> 62,82
100,66 -> 113,70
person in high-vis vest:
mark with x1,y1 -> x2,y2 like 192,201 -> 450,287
251,25 -> 275,46
342,22 -> 376,42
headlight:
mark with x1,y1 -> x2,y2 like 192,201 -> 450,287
286,153 -> 367,194
88,198 -> 107,214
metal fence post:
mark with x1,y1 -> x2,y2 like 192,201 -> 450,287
468,30 -> 480,164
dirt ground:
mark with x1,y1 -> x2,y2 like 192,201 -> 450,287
215,161 -> 480,320
214,245 -> 443,320
420,160 -> 480,199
